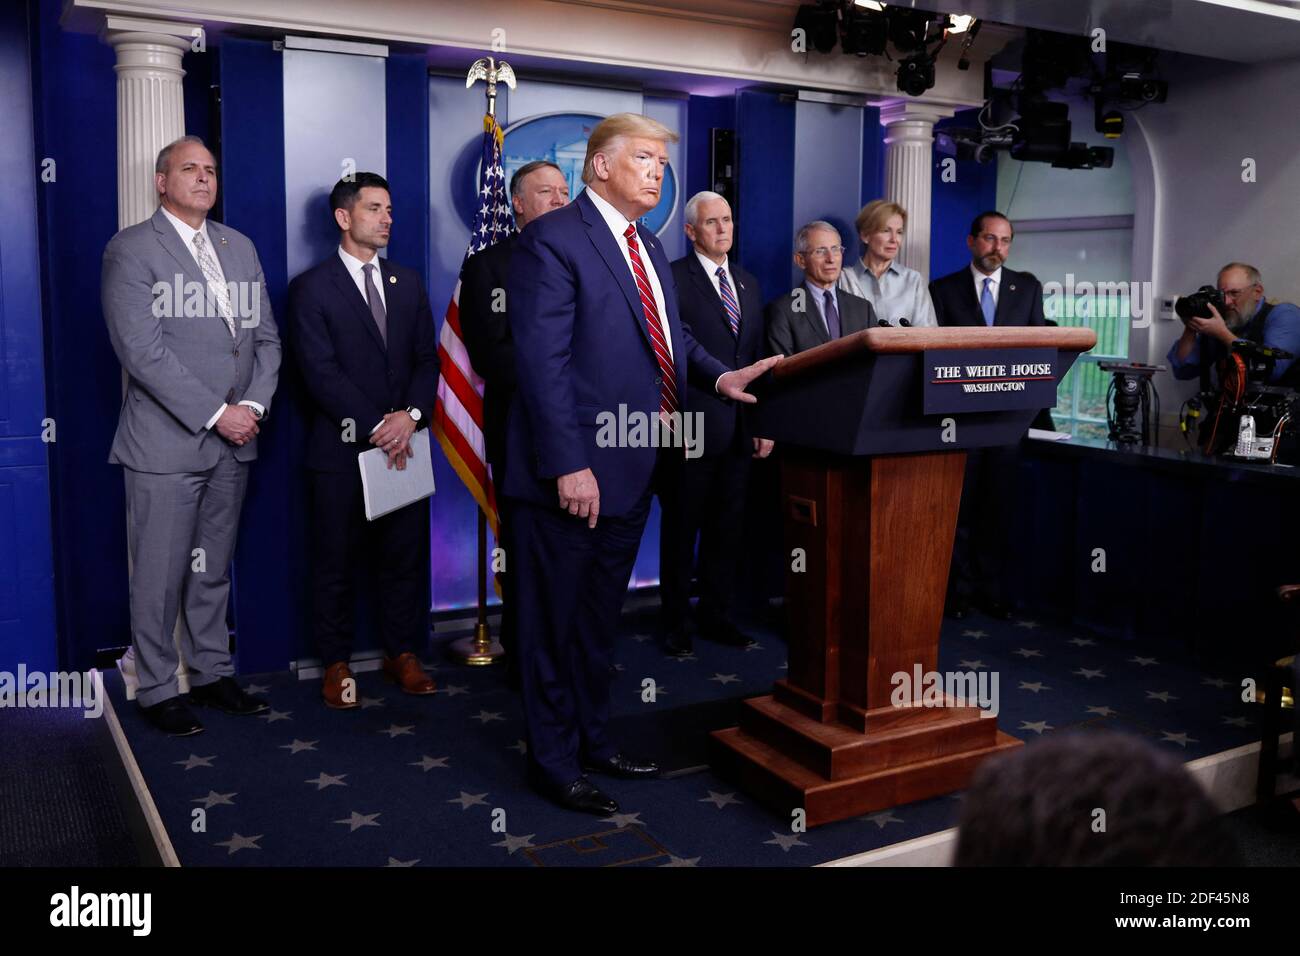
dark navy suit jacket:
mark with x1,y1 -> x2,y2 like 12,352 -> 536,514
504,190 -> 730,516
288,253 -> 439,472
930,264 -> 1046,327
671,253 -> 764,457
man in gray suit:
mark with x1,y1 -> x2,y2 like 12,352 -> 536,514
765,220 -> 877,357
102,135 -> 280,735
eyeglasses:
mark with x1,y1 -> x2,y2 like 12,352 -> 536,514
802,245 -> 844,259
1217,286 -> 1256,300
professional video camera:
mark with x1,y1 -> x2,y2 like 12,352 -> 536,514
1189,340 -> 1299,463
1098,361 -> 1163,445
1174,285 -> 1227,322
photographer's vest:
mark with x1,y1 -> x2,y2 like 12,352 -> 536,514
1198,301 -> 1300,391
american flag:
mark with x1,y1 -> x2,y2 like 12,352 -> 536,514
432,114 -> 516,542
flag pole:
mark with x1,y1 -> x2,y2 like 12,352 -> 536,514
449,55 -> 515,667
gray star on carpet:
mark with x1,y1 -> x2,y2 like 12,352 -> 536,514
710,673 -> 740,685
438,684 -> 470,697
961,629 -> 988,639
192,790 -> 236,809
862,810 -> 903,829
1066,637 -> 1096,647
378,724 -> 415,738
214,833 -> 262,855
175,754 -> 215,770
668,653 -> 698,663
631,634 -> 653,643
386,857 -> 419,867
258,709 -> 292,723
700,790 -> 741,809
779,661 -> 788,670
1146,690 -> 1178,703
409,755 -> 449,771
1019,720 -> 1053,734
305,772 -> 348,790
508,740 -> 527,755
613,663 -> 626,672
1129,656 -> 1159,666
603,812 -> 645,828
335,811 -> 381,832
1222,715 -> 1250,728
279,739 -> 319,754
244,683 -> 269,695
1013,648 -> 1043,658
471,710 -> 505,724
1073,667 -> 1106,680
661,856 -> 701,867
1159,730 -> 1197,747
744,643 -> 765,652
1202,677 -> 1230,689
1086,705 -> 1118,717
448,791 -> 489,810
1018,681 -> 1050,693
1014,620 -> 1039,629
493,833 -> 536,854
958,659 -> 986,670
764,832 -> 808,852
359,696 -> 385,709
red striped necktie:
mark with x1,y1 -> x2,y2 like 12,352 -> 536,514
623,224 -> 679,431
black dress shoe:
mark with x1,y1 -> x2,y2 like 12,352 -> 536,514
548,777 -> 620,816
140,697 -> 204,736
701,618 -> 755,648
188,677 -> 269,715
664,631 -> 693,656
581,752 -> 660,779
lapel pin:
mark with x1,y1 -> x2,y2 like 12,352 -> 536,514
389,275 -> 397,285
219,236 -> 228,245
1009,284 -> 1016,291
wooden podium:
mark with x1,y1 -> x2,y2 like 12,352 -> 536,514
709,326 -> 1097,827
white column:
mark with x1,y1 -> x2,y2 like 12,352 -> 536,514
876,99 -> 956,282
102,17 -> 200,698
104,18 -> 199,229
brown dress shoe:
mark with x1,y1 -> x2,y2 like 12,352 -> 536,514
322,661 -> 360,709
382,652 -> 436,695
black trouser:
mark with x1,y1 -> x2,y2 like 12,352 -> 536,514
309,468 -> 429,667
658,447 -> 750,633
948,446 -> 1017,607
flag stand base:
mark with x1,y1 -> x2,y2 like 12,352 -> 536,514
449,624 -> 504,666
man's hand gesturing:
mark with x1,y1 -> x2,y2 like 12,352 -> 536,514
557,467 -> 600,528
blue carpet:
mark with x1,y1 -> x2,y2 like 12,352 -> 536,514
104,606 -> 1263,867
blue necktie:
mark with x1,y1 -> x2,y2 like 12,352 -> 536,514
980,276 -> 995,326
823,290 -> 841,339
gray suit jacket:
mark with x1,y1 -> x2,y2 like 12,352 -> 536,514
764,283 -> 877,357
103,207 -> 281,473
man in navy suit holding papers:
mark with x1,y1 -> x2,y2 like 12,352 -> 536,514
505,114 -> 780,814
288,173 -> 439,709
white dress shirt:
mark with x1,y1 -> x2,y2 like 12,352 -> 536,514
338,245 -> 387,313
159,204 -> 264,428
971,262 -> 1003,310
584,187 -> 674,360
695,249 -> 736,305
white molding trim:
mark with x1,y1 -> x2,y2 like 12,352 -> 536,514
284,34 -> 388,57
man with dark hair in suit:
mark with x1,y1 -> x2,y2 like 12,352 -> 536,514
765,220 -> 877,357
930,210 -> 1044,619
103,135 -> 280,735
459,160 -> 570,680
505,113 -> 779,815
288,171 -> 439,709
929,211 -> 1045,328
660,191 -> 771,656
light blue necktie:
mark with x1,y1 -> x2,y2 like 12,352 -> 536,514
980,276 -> 995,326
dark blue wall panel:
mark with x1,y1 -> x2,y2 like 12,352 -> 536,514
930,108 -> 997,281
736,89 -> 795,305
0,0 -> 56,672
860,105 -> 884,207
30,0 -> 126,670
685,94 -> 734,205
220,37 -> 303,674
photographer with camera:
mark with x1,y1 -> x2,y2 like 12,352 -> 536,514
1168,262 -> 1300,387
